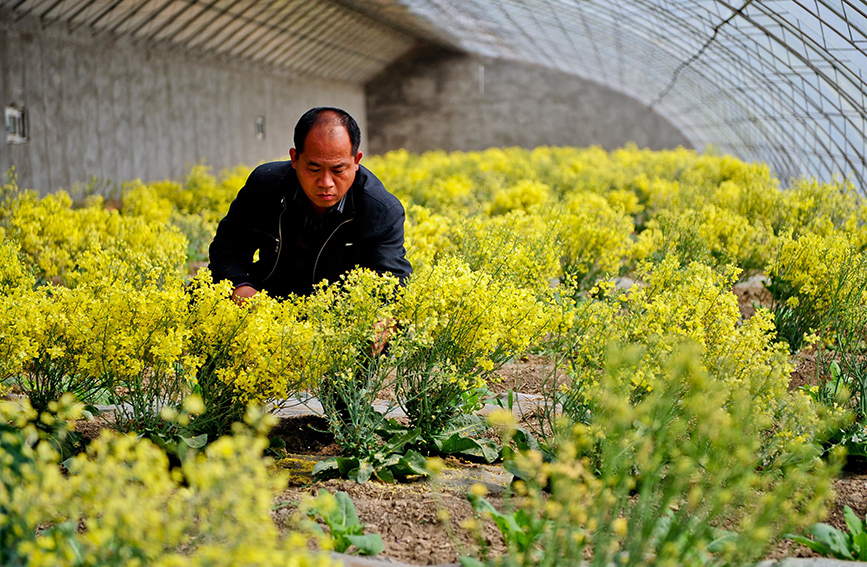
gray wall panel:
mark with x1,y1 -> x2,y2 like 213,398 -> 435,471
0,10 -> 366,194
366,48 -> 691,155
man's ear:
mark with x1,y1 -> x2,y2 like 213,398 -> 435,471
289,148 -> 298,166
354,151 -> 362,168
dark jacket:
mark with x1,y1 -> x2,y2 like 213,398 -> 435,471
208,161 -> 412,297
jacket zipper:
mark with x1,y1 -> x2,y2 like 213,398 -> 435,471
312,218 -> 354,287
261,196 -> 287,283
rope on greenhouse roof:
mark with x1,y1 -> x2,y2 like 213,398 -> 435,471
650,0 -> 756,108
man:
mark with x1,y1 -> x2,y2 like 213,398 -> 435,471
208,107 -> 412,300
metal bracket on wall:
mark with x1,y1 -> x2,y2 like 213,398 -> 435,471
256,116 -> 265,141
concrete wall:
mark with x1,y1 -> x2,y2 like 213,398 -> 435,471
0,10 -> 367,195
366,47 -> 691,155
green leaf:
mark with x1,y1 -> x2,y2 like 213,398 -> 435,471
844,505 -> 865,537
378,418 -> 409,438
441,414 -> 489,437
162,439 -> 179,457
808,523 -> 854,560
435,434 -> 499,463
330,491 -> 363,533
468,493 -> 524,547
380,452 -> 403,468
392,449 -> 430,477
313,457 -> 341,479
511,427 -> 539,452
706,529 -> 739,553
853,531 -> 867,560
345,533 -> 385,555
787,534 -> 832,556
384,428 -> 422,453
331,535 -> 351,554
434,433 -> 474,453
475,438 -> 501,463
307,491 -> 384,555
180,433 -> 208,449
352,460 -> 374,483
459,557 -> 487,567
844,440 -> 867,458
376,467 -> 396,483
338,457 -> 361,477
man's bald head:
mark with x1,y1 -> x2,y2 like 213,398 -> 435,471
294,107 -> 361,156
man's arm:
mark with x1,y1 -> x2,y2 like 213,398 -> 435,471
208,193 -> 259,288
208,164 -> 284,293
360,201 -> 413,285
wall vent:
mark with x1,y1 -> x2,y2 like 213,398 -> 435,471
5,106 -> 27,144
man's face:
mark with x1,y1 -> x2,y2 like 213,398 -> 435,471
290,124 -> 361,214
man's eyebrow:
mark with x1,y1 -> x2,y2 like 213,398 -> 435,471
307,159 -> 350,168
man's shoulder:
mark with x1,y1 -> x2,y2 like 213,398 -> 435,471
237,161 -> 296,203
355,165 -> 401,210
249,160 -> 294,182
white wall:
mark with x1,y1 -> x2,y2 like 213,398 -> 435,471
0,10 -> 367,195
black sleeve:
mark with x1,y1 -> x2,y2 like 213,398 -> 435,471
208,166 -> 282,288
359,200 -> 413,286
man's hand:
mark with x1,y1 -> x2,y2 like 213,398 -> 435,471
372,318 -> 397,356
232,285 -> 258,305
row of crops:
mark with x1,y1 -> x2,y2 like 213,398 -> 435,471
2,145 -> 866,565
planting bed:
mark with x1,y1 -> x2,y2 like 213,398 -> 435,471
58,288 -> 865,566
5,147 -> 866,565
252,351 -> 862,566
271,290 -> 867,565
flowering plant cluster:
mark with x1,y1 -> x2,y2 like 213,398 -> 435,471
473,343 -> 838,567
1,142 -> 864,562
0,395 -> 335,567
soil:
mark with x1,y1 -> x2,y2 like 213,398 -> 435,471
66,278 -> 867,565
273,477 -> 507,564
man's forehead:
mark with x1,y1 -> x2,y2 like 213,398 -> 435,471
307,122 -> 350,144
301,125 -> 354,159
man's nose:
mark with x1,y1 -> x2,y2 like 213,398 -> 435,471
318,170 -> 334,187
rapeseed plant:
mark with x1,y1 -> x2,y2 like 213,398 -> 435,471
0,183 -> 187,286
0,396 -> 336,567
122,164 -> 249,264
303,269 -> 400,459
478,343 -> 838,567
395,255 -> 552,440
559,191 -> 634,288
185,270 -> 313,437
448,210 -> 561,293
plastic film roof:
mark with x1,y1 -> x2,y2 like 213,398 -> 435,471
388,0 -> 867,191
0,0 -> 418,83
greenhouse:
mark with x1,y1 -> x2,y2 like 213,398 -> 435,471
2,0 -> 865,192
1,1 -> 867,566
